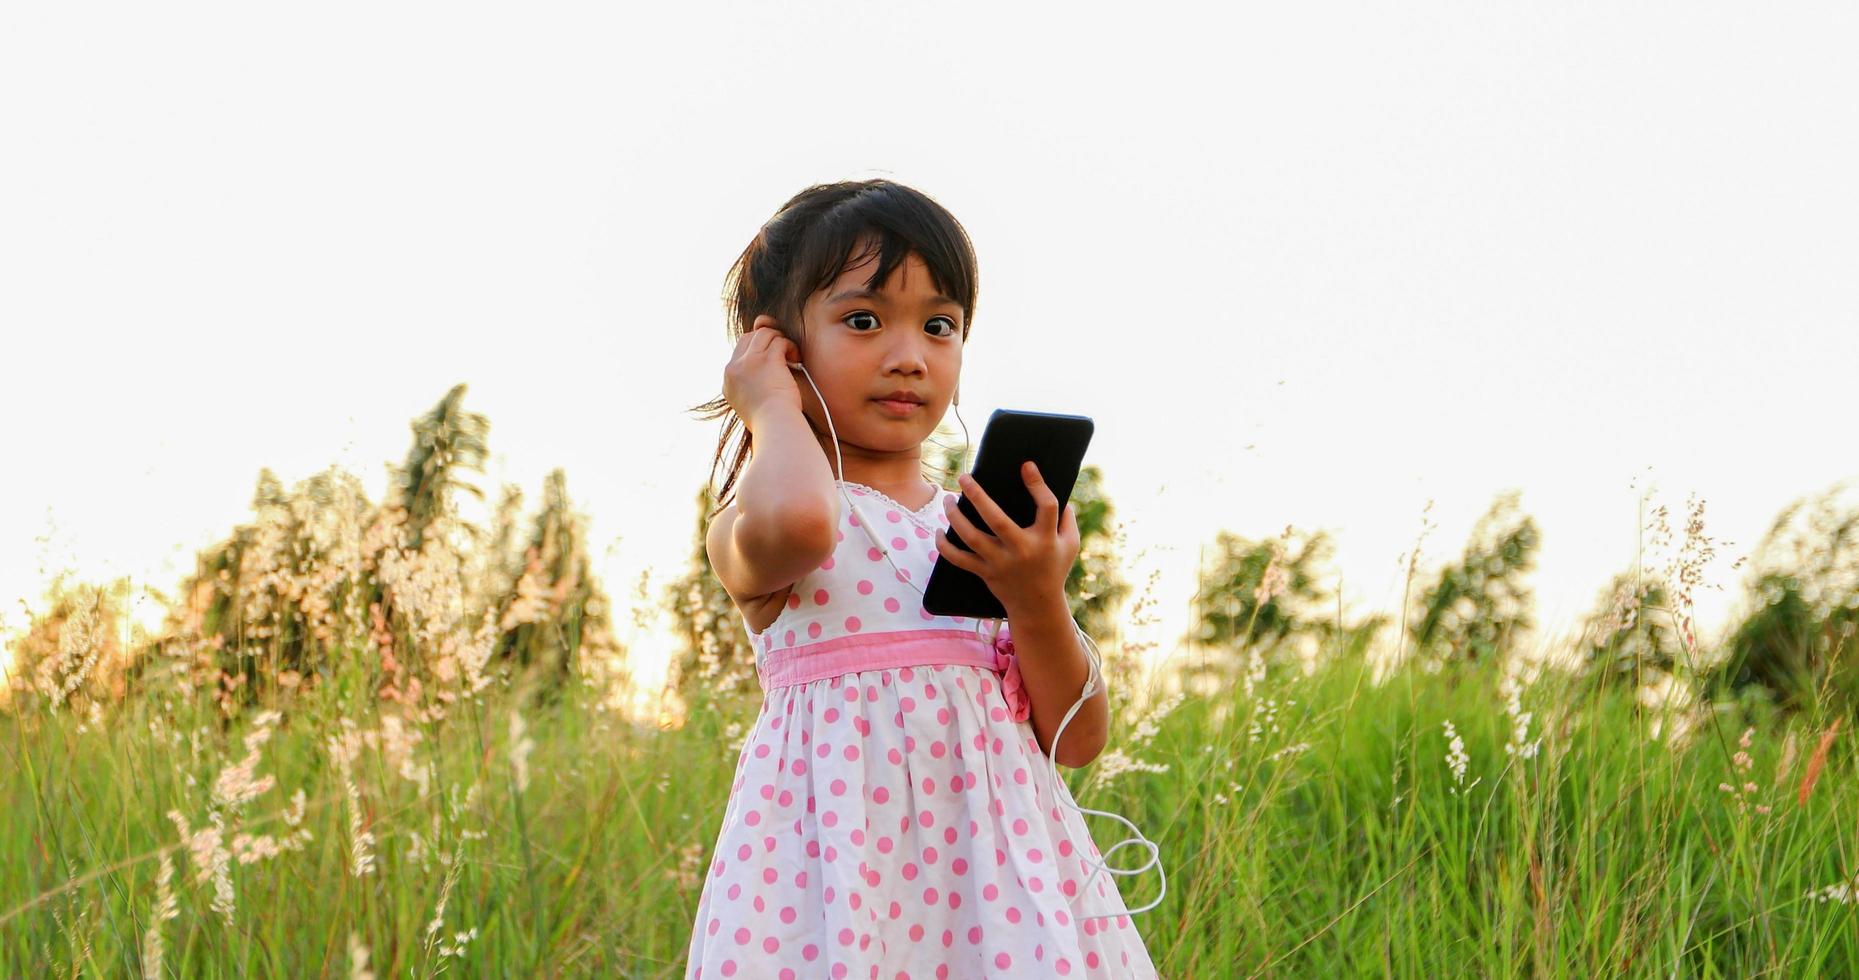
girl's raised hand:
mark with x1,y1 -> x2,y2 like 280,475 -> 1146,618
723,318 -> 803,433
935,461 -> 1081,615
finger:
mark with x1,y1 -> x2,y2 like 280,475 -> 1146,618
940,496 -> 1000,561
933,528 -> 979,574
955,472 -> 1018,539
1022,461 -> 1060,530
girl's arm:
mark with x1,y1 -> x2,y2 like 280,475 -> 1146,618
1006,591 -> 1111,768
722,400 -> 840,599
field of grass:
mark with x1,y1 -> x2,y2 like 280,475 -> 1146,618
7,631 -> 1857,977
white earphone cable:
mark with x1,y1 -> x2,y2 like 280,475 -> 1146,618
783,362 -> 1166,919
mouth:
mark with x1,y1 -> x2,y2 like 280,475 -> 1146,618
873,398 -> 924,415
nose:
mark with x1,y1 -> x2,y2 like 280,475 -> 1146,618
883,333 -> 930,377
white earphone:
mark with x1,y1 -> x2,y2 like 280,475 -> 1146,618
784,358 -> 1166,920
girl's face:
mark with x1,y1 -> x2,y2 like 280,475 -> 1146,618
785,245 -> 964,476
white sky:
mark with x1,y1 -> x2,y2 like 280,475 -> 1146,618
3,3 -> 1856,700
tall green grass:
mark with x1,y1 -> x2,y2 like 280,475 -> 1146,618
5,643 -> 1856,976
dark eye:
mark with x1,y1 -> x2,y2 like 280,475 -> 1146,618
928,316 -> 959,338
845,312 -> 879,331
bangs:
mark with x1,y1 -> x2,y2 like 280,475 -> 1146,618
782,187 -> 977,340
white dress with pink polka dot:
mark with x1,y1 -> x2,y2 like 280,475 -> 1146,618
684,480 -> 1159,980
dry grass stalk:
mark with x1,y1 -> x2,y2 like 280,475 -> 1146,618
1797,718 -> 1841,807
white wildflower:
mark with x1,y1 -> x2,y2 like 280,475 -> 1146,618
509,709 -> 535,794
1810,871 -> 1859,905
36,595 -> 107,710
212,710 -> 282,811
348,932 -> 375,980
1499,656 -> 1542,760
141,853 -> 179,980
1248,698 -> 1284,744
1442,720 -> 1473,794
328,727 -> 375,877
167,808 -> 235,923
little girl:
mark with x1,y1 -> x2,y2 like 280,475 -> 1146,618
684,179 -> 1161,979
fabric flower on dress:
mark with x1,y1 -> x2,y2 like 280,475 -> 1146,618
990,632 -> 1032,723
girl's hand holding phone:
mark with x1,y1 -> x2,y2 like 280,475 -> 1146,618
723,320 -> 803,433
934,460 -> 1081,614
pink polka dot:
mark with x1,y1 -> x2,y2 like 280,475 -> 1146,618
845,615 -> 862,632
830,778 -> 846,796
914,526 -> 930,538
808,622 -> 823,639
1056,957 -> 1072,975
923,886 -> 940,905
1013,818 -> 1029,835
844,744 -> 860,761
820,556 -> 835,570
721,961 -> 736,977
838,928 -> 855,946
734,927 -> 751,944
781,906 -> 797,924
868,547 -> 883,561
813,588 -> 830,605
995,953 -> 1011,969
873,786 -> 890,803
891,536 -> 908,550
784,629 -> 796,647
787,593 -> 801,609
857,579 -> 875,595
804,944 -> 820,961
887,509 -> 902,523
886,597 -> 902,612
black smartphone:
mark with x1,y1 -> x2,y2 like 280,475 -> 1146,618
922,408 -> 1094,619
